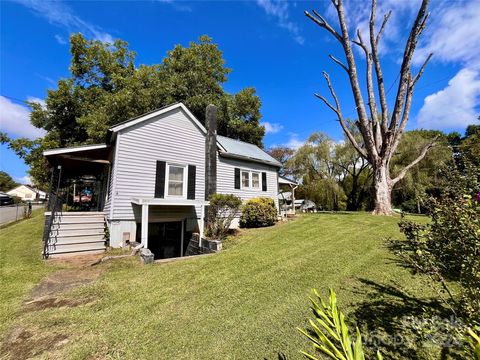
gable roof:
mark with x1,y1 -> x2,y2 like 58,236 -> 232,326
217,136 -> 281,167
107,102 -> 281,167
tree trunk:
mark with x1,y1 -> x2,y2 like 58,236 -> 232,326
372,163 -> 393,215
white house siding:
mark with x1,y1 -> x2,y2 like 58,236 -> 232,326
217,155 -> 279,227
107,107 -> 206,247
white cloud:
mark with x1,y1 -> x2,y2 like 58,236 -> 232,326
156,0 -> 192,12
16,175 -> 32,185
26,97 -> 46,109
416,68 -> 480,130
262,121 -> 284,134
13,0 -> 114,43
256,0 -> 304,44
54,34 -> 67,45
0,96 -> 46,139
413,0 -> 480,67
286,133 -> 304,149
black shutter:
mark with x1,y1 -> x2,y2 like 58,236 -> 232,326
234,168 -> 240,189
154,161 -> 166,198
187,165 -> 196,200
262,172 -> 267,191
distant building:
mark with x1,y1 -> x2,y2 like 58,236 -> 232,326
7,185 -> 46,201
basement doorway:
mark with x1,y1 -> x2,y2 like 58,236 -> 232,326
146,221 -> 183,260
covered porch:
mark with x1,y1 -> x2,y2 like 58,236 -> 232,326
43,144 -> 112,212
131,197 -> 209,260
278,176 -> 298,217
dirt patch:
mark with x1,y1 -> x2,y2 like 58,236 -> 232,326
2,255 -> 105,359
30,268 -> 102,299
1,328 -> 69,360
46,253 -> 104,267
24,296 -> 95,311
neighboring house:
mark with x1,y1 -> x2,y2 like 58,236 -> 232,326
7,185 -> 47,201
42,103 -> 284,259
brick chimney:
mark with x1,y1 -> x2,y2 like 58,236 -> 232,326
205,104 -> 217,200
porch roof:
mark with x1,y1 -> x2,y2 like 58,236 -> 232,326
43,144 -> 112,177
131,197 -> 209,206
278,176 -> 298,186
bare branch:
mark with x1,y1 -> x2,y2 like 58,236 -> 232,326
389,0 -> 430,136
391,138 -> 437,185
305,10 -> 344,44
376,10 -> 392,45
354,28 -> 381,151
412,53 -> 433,86
314,93 -> 338,115
369,0 -> 389,138
316,72 -> 368,159
328,54 -> 349,73
334,0 -> 378,160
389,74 -> 414,159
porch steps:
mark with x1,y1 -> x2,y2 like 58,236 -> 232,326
44,212 -> 107,257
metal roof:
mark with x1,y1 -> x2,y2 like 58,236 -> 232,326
43,144 -> 109,156
217,135 -> 282,167
278,175 -> 298,186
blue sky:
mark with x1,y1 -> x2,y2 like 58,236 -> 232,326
1,0 -> 479,184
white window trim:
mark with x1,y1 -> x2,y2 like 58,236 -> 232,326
165,163 -> 188,199
240,169 -> 262,191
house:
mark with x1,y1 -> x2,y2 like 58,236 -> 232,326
42,103 -> 284,259
7,185 -> 47,201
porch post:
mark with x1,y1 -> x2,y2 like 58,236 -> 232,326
141,203 -> 149,248
199,205 -> 205,248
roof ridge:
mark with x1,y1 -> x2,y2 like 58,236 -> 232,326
217,135 -> 262,148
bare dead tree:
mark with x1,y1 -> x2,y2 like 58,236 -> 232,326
306,0 -> 436,214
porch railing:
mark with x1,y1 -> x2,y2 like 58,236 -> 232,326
43,166 -> 63,259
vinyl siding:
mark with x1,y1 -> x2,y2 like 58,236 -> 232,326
217,155 -> 279,208
103,158 -> 115,216
110,107 -> 205,220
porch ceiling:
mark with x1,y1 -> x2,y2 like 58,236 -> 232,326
44,144 -> 112,177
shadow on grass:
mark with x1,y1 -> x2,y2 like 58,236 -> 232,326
352,278 -> 464,359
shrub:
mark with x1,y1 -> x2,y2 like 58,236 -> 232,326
397,159 -> 480,324
239,197 -> 277,228
205,193 -> 242,240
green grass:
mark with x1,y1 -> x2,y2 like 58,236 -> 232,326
0,210 -> 62,335
0,212 -> 436,359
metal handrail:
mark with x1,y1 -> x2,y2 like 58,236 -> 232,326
43,166 -> 62,259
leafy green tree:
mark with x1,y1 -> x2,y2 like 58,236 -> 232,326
334,124 -> 371,211
267,146 -> 296,177
0,171 -> 18,192
287,132 -> 347,210
4,34 -> 265,186
391,130 -> 453,213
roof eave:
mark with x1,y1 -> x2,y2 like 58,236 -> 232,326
219,151 -> 282,168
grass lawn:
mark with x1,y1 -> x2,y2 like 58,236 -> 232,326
0,211 -> 439,359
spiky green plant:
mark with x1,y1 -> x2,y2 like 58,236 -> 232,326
298,289 -> 382,360
468,328 -> 480,360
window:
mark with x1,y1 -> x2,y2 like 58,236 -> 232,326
241,171 -> 250,188
167,164 -> 186,197
251,172 -> 260,189
240,170 -> 261,190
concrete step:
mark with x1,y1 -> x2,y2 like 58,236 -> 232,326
45,242 -> 106,256
51,222 -> 104,231
54,215 -> 104,222
59,212 -> 104,216
50,228 -> 104,237
48,236 -> 105,245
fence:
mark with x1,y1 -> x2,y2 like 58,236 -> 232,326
0,203 -> 45,226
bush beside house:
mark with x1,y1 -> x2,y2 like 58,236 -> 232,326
205,193 -> 242,240
240,197 -> 277,228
